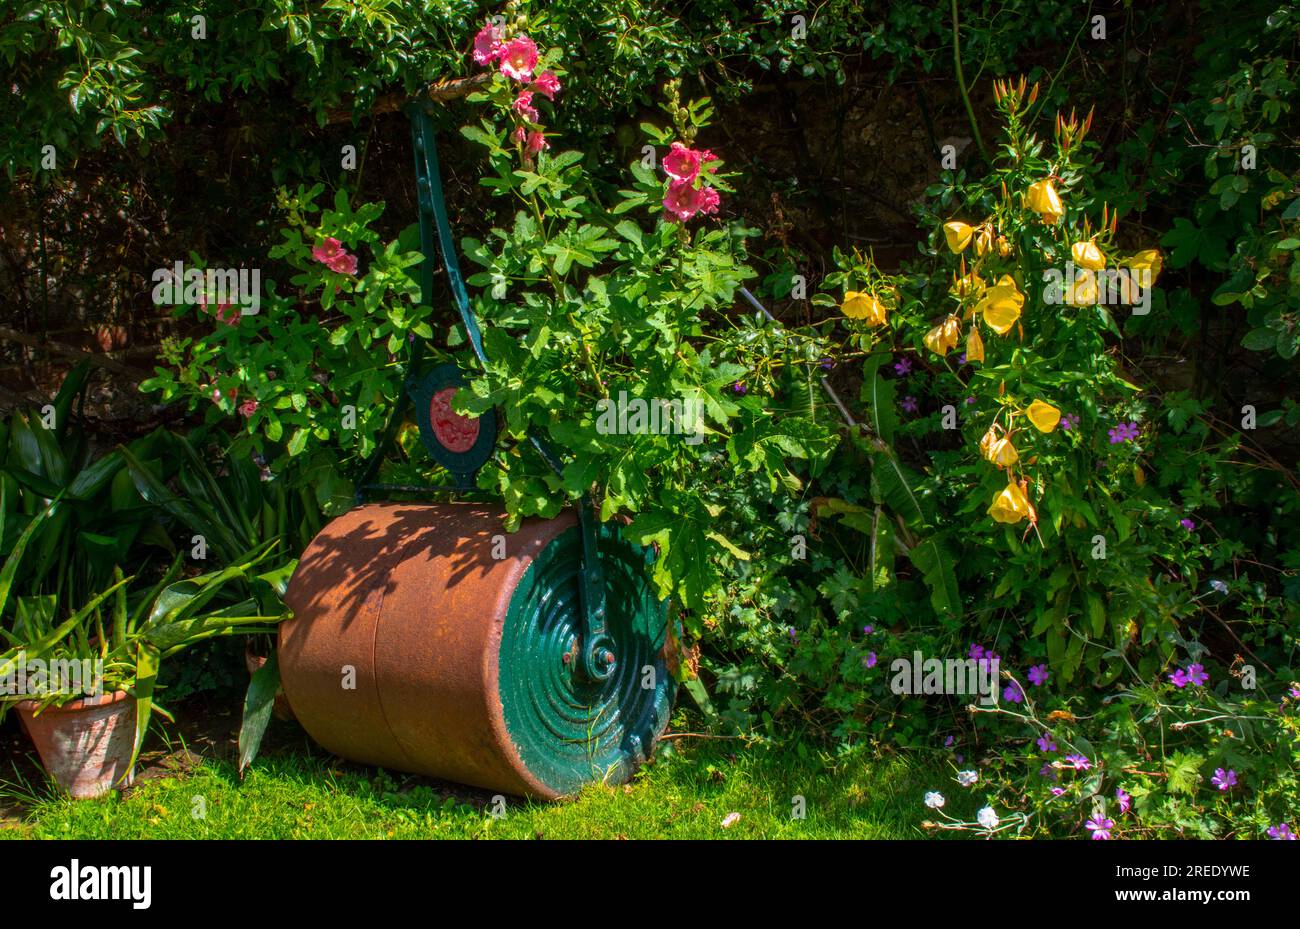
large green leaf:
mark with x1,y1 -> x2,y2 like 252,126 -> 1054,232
238,651 -> 280,776
906,537 -> 962,621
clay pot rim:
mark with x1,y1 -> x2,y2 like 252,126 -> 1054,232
14,689 -> 134,716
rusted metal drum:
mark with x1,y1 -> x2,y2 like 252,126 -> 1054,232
279,502 -> 673,799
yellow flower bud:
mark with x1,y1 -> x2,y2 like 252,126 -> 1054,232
1026,179 -> 1064,224
943,221 -> 974,253
843,291 -> 888,326
988,481 -> 1032,524
966,326 -> 985,363
976,275 -> 1025,335
996,235 -> 1011,257
1026,400 -> 1061,433
951,272 -> 985,298
1071,239 -> 1106,271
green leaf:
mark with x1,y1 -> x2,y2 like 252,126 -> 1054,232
238,651 -> 279,776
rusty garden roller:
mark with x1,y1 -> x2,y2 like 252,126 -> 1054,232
279,98 -> 675,799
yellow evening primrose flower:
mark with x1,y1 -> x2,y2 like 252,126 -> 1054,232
979,427 -> 1019,468
1071,239 -> 1106,271
1026,400 -> 1061,433
977,275 -> 1025,334
842,291 -> 888,326
1065,269 -> 1097,306
1126,249 -> 1163,283
943,221 -> 974,253
988,481 -> 1032,524
923,314 -> 962,355
1026,179 -> 1064,224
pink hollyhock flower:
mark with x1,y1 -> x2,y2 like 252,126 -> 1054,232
512,125 -> 528,145
312,237 -> 358,275
513,90 -> 539,122
198,294 -> 240,326
472,23 -> 504,65
239,399 -> 259,418
532,70 -> 561,99
525,130 -> 548,155
662,142 -> 717,183
498,36 -> 538,81
663,179 -> 720,222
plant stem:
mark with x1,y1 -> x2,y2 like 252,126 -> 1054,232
951,0 -> 991,164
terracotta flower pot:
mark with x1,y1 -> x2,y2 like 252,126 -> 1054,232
16,691 -> 136,799
244,646 -> 296,723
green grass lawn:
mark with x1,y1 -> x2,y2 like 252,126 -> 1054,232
0,708 -> 952,839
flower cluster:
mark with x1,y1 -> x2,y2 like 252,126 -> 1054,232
472,20 -> 562,162
311,236 -> 357,276
661,142 -> 721,223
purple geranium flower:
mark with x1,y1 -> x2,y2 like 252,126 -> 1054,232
1267,823 -> 1296,840
944,735 -> 955,748
1028,664 -> 1050,687
969,643 -> 985,660
964,395 -> 977,405
1168,667 -> 1189,688
1003,681 -> 1024,704
1064,754 -> 1091,771
1086,815 -> 1115,840
1186,663 -> 1209,686
864,651 -> 878,668
1211,768 -> 1237,791
1116,787 -> 1131,814
1050,786 -> 1065,797
1180,517 -> 1196,531
893,357 -> 913,376
901,395 -> 919,414
862,624 -> 874,635
1037,733 -> 1057,753
1059,413 -> 1078,430
732,381 -> 747,395
1040,763 -> 1058,781
1107,421 -> 1140,444
956,352 -> 967,366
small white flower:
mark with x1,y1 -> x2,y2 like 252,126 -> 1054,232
976,806 -> 999,830
1210,579 -> 1228,594
720,812 -> 741,829
957,770 -> 978,787
924,791 -> 945,809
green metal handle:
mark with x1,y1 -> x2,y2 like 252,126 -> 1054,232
408,103 -> 612,681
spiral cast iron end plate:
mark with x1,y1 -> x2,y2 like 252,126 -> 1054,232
498,521 -> 673,797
